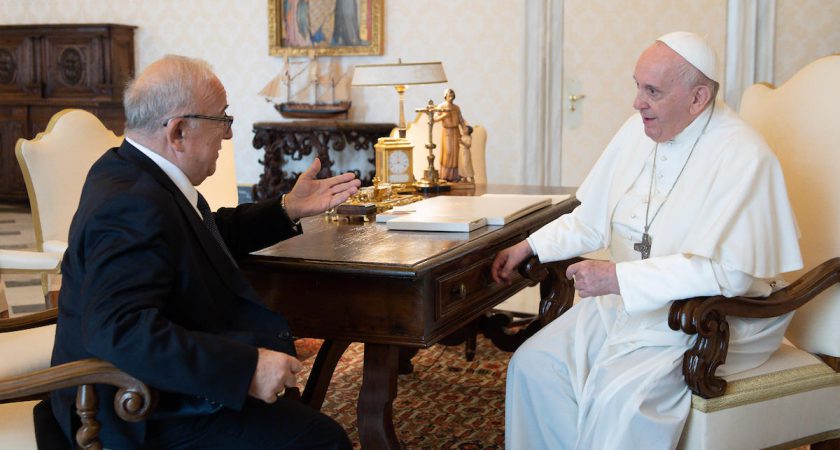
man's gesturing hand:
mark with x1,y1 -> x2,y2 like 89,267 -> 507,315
284,158 -> 361,220
249,348 -> 303,403
566,260 -> 620,298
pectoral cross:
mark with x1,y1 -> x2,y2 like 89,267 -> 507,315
634,232 -> 652,259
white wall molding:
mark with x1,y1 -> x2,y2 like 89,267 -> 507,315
523,0 -> 564,186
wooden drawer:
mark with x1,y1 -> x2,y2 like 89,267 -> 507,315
436,256 -> 501,321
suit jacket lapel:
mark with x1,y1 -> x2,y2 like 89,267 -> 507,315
117,142 -> 261,302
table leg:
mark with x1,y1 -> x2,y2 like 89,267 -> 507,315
302,339 -> 351,410
357,343 -> 400,449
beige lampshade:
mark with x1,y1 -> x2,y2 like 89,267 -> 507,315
351,61 -> 447,86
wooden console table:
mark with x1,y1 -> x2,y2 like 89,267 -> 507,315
240,185 -> 578,449
251,121 -> 395,200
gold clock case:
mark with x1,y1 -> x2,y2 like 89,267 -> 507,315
374,137 -> 415,184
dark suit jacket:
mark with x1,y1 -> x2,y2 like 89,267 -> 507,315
50,141 -> 302,449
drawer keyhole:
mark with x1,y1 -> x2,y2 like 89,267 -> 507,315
450,283 -> 467,300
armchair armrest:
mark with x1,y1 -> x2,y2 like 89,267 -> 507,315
518,256 -> 582,326
668,257 -> 840,399
0,307 -> 57,332
0,357 -> 156,449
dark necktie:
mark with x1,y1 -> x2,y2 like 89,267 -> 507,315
196,192 -> 236,264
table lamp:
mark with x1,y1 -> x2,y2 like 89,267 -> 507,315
352,60 -> 447,136
352,60 -> 447,189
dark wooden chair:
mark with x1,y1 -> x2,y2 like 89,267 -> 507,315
0,308 -> 155,450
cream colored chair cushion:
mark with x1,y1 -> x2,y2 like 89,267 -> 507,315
679,343 -> 840,449
740,56 -> 840,358
0,324 -> 55,378
0,313 -> 56,449
197,139 -> 239,210
395,112 -> 488,185
0,400 -> 41,450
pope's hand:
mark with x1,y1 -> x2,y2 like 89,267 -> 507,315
283,158 -> 361,220
566,260 -> 620,298
491,240 -> 534,285
249,348 -> 303,403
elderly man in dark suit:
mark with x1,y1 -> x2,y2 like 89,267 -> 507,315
48,54 -> 359,449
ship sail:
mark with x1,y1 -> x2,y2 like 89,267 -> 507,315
258,53 -> 352,119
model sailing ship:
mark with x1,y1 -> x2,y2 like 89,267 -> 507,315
258,54 -> 351,119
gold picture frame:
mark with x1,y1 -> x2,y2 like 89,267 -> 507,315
268,0 -> 383,56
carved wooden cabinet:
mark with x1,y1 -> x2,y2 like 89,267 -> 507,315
0,24 -> 135,201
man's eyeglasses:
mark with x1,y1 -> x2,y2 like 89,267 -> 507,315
163,113 -> 234,132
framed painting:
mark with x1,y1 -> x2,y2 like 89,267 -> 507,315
268,0 -> 383,56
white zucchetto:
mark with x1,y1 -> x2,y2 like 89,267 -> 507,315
656,31 -> 719,82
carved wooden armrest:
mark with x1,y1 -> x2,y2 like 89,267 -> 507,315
518,256 -> 583,325
0,307 -> 57,332
668,257 -> 840,399
0,357 -> 156,449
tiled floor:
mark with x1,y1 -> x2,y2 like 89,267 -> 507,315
0,202 -> 48,316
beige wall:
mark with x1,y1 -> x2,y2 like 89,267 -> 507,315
3,0 -> 838,187
775,0 -> 840,86
1,0 -> 525,185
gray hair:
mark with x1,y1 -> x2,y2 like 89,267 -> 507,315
676,58 -> 719,100
124,55 -> 218,133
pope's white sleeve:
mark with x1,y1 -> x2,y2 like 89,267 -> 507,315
526,211 -> 605,263
615,254 -> 771,315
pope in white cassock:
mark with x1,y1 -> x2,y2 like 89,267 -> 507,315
492,31 -> 803,449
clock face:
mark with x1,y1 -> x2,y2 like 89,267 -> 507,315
388,150 -> 410,175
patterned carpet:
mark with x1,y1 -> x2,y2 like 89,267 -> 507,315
296,337 -> 508,449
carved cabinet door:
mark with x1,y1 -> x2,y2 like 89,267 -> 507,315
0,33 -> 39,101
0,105 -> 28,198
41,31 -> 108,100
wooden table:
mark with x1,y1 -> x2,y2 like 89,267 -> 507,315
240,185 -> 577,449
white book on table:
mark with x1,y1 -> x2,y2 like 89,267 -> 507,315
479,193 -> 570,206
386,215 -> 487,232
387,196 -> 553,225
377,195 -> 556,231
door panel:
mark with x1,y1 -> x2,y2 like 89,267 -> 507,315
560,0 -> 727,186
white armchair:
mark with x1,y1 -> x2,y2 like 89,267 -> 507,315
15,109 -> 122,297
394,112 -> 487,185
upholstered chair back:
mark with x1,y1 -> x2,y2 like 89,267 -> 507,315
197,139 -> 239,209
739,55 -> 840,358
395,112 -> 487,185
15,109 -> 122,256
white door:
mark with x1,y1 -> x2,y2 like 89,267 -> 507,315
558,0 -> 727,186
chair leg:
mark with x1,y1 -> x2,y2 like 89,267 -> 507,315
76,384 -> 103,450
465,330 -> 476,361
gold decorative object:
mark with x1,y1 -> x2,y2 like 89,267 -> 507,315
374,137 -> 414,184
332,178 -> 422,221
268,0 -> 383,56
352,60 -> 445,195
414,100 -> 451,193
